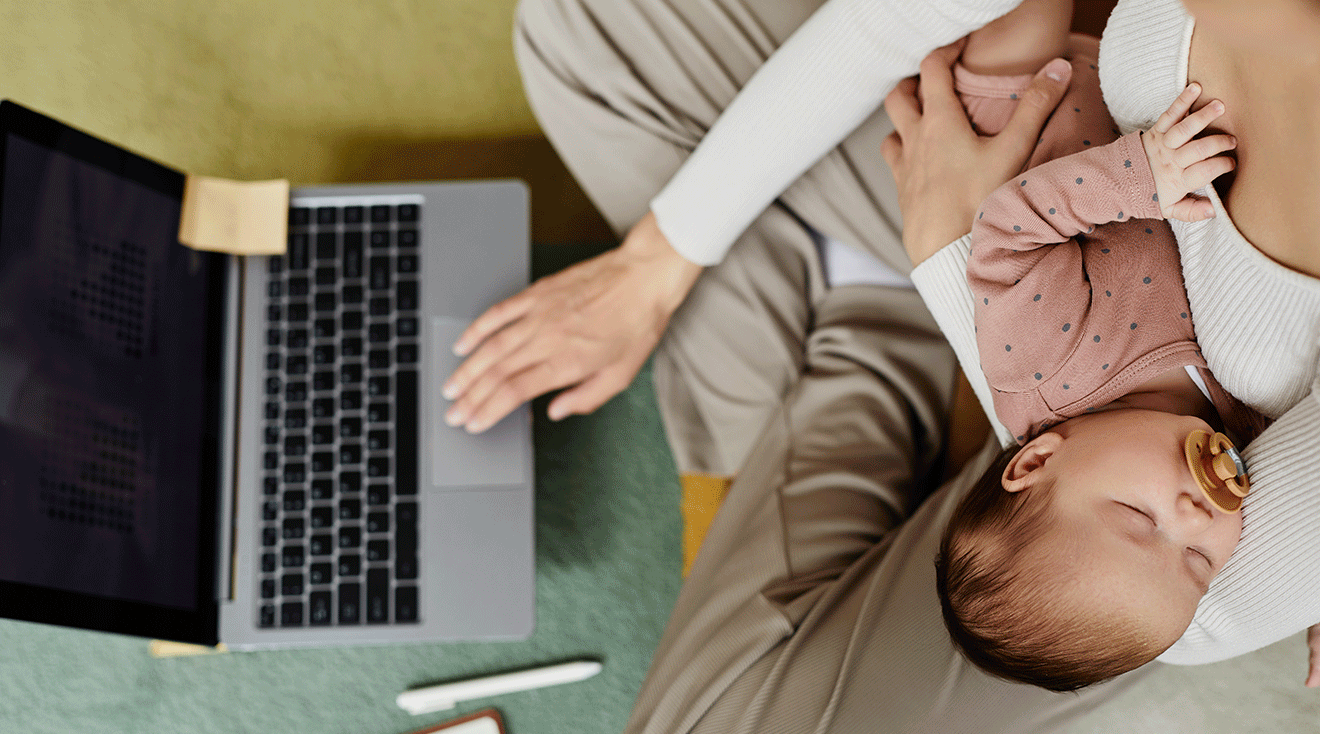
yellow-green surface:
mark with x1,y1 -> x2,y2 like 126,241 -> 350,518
3,0 -> 536,181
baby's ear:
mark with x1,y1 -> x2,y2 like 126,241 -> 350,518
1001,433 -> 1063,493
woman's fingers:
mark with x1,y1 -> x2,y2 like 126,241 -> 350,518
547,358 -> 646,421
1165,98 -> 1226,149
452,288 -> 536,357
1306,625 -> 1320,687
1151,82 -> 1202,135
884,77 -> 921,136
995,58 -> 1074,163
917,40 -> 969,119
444,319 -> 546,425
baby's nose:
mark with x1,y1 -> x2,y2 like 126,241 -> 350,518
1174,492 -> 1214,534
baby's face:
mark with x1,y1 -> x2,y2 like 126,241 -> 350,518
1024,409 -> 1244,645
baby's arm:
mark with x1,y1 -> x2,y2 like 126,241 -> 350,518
960,0 -> 1072,76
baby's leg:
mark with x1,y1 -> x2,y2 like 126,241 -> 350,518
961,0 -> 1072,76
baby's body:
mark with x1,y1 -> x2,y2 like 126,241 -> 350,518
935,0 -> 1266,691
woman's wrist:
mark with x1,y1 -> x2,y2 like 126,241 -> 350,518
621,210 -> 705,316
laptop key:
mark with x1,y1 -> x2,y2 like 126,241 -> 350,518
339,526 -> 362,548
290,207 -> 311,226
340,417 -> 362,438
368,350 -> 391,370
311,478 -> 334,499
366,540 -> 389,562
282,545 -> 305,567
339,583 -> 361,624
312,424 -> 335,444
342,311 -> 364,332
339,471 -> 362,494
367,429 -> 389,451
264,451 -> 279,470
315,292 -> 336,312
367,457 -> 389,479
344,205 -> 364,224
367,511 -> 390,534
315,266 -> 336,287
340,498 -> 362,521
309,562 -> 333,585
311,452 -> 334,473
284,408 -> 307,429
343,232 -> 364,277
368,323 -> 390,342
312,402 -> 333,427
261,579 -> 276,599
397,253 -> 418,274
396,371 -> 418,496
265,377 -> 282,396
369,230 -> 391,249
266,352 -> 281,370
262,527 -> 279,546
313,371 -> 335,391
367,568 -> 389,624
369,205 -> 391,224
288,329 -> 310,349
287,302 -> 310,322
397,203 -> 419,222
267,303 -> 282,321
340,444 -> 363,465
316,232 -> 337,259
309,534 -> 333,556
265,402 -> 280,420
369,256 -> 391,290
341,363 -> 363,384
261,553 -> 277,573
260,604 -> 276,628
309,591 -> 333,626
288,277 -> 310,296
343,284 -> 364,305
310,506 -> 334,528
396,317 -> 418,337
286,382 -> 308,402
283,489 -> 306,511
367,484 -> 390,506
397,229 -> 418,247
284,435 -> 306,456
264,476 -> 279,495
262,500 -> 278,521
289,233 -> 310,270
282,518 -> 305,540
283,463 -> 306,484
397,343 -> 418,364
397,281 -> 418,310
341,390 -> 363,411
267,281 -> 283,299
264,426 -> 279,445
314,318 -> 336,339
268,255 -> 285,275
282,573 -> 305,596
367,376 -> 389,397
396,554 -> 418,581
281,602 -> 303,627
368,297 -> 390,316
339,554 -> 362,577
341,336 -> 363,357
316,206 -> 338,225
266,328 -> 282,347
395,586 -> 419,623
286,355 -> 308,375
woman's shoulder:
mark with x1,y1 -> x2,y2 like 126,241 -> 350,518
1097,0 -> 1192,133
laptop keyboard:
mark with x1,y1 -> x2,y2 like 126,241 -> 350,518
258,198 -> 422,628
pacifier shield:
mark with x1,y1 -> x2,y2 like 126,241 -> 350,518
1184,430 -> 1250,513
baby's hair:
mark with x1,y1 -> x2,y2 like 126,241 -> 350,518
935,443 -> 1162,692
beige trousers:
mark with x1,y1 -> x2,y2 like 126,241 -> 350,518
514,0 -> 1150,731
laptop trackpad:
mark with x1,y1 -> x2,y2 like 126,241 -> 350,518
429,318 -> 530,488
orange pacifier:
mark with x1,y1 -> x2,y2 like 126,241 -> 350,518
1184,430 -> 1250,513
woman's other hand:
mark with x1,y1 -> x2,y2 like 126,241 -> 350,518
442,211 -> 703,432
880,41 -> 1074,266
1306,624 -> 1320,687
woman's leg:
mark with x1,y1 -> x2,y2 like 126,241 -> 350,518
515,0 -> 909,475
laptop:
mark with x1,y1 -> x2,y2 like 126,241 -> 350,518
0,100 -> 535,648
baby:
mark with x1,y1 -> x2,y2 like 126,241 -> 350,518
927,1 -> 1268,692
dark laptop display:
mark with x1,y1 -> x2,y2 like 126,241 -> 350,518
0,101 -> 227,642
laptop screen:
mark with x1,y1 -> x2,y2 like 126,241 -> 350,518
0,101 -> 226,643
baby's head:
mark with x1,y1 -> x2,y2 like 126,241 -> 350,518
935,409 -> 1243,691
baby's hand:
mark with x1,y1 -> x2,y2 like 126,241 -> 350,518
1141,83 -> 1237,222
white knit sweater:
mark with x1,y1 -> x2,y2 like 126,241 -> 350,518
648,0 -> 1023,266
913,0 -> 1320,666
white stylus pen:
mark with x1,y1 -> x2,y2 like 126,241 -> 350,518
396,660 -> 603,715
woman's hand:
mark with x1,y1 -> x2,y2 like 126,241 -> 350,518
442,211 -> 703,432
880,41 -> 1074,266
1306,624 -> 1320,687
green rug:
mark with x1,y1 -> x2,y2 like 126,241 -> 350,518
0,244 -> 682,734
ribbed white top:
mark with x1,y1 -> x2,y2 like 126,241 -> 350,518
648,0 -> 1022,266
914,0 -> 1320,667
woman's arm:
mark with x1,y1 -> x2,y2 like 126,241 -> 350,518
446,0 -> 1029,432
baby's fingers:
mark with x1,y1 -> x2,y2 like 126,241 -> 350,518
1175,133 -> 1237,168
1151,83 -> 1202,135
1164,99 -> 1227,149
1182,154 -> 1237,193
1162,194 -> 1216,222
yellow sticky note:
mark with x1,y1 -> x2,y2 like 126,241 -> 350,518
148,639 -> 229,657
179,175 -> 290,255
